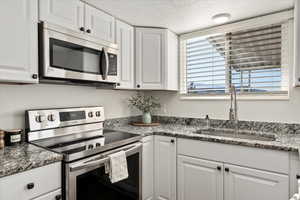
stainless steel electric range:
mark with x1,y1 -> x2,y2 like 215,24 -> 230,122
25,106 -> 143,200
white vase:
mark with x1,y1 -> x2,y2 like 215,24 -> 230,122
142,112 -> 152,124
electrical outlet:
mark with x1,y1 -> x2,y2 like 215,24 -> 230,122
162,104 -> 168,114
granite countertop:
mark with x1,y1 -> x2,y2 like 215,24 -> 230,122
0,143 -> 63,178
106,123 -> 300,152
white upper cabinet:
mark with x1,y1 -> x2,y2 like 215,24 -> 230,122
0,0 -> 38,83
135,28 -> 178,90
178,156 -> 223,200
39,0 -> 115,43
116,20 -> 134,89
224,164 -> 289,200
154,136 -> 177,200
85,4 -> 115,43
39,0 -> 84,33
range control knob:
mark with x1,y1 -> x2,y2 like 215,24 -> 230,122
88,112 -> 94,118
48,114 -> 56,122
35,115 -> 46,123
96,143 -> 101,147
88,144 -> 94,149
95,111 -> 101,117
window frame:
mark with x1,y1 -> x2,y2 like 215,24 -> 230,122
179,10 -> 294,100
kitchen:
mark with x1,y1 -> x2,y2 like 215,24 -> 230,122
0,0 -> 300,200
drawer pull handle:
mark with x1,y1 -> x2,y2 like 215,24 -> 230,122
55,194 -> 62,200
27,183 -> 34,190
225,167 -> 229,172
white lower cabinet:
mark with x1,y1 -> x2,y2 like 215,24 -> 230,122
0,162 -> 61,200
224,164 -> 289,200
154,136 -> 177,200
33,189 -> 61,200
142,136 -> 155,200
142,136 -> 176,200
143,137 -> 290,200
177,156 -> 223,200
177,138 -> 290,200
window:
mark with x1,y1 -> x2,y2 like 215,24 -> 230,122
180,14 -> 291,98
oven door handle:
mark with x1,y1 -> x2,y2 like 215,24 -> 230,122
101,47 -> 110,80
70,142 -> 142,172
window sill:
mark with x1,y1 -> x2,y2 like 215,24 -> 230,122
180,92 -> 289,101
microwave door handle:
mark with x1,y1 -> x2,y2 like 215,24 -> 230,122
101,48 -> 109,80
70,157 -> 109,172
70,143 -> 142,172
105,49 -> 110,80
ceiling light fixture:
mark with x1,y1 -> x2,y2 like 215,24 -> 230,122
212,13 -> 231,24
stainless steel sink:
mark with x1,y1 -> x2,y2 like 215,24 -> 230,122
195,129 -> 276,141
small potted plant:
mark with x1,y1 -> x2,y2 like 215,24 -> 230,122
128,93 -> 161,124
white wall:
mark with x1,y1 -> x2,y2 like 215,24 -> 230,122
149,87 -> 300,123
0,84 -> 137,129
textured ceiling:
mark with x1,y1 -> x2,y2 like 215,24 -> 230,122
84,0 -> 294,34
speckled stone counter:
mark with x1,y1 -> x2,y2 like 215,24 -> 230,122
105,118 -> 300,152
0,143 -> 63,178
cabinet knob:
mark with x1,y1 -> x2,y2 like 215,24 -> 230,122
225,167 -> 229,172
32,74 -> 38,79
27,183 -> 34,190
171,139 -> 175,143
217,166 -> 222,171
117,83 -> 121,86
296,175 -> 300,179
137,84 -> 140,88
298,78 -> 300,82
55,194 -> 62,200
86,29 -> 91,33
80,27 -> 85,32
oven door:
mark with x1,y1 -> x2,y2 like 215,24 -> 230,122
65,142 -> 142,200
40,24 -> 119,83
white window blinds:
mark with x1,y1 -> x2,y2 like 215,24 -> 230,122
181,23 -> 289,95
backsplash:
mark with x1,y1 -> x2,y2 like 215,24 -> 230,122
105,115 -> 300,135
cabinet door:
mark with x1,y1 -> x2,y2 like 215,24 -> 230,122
116,20 -> 134,89
154,136 -> 176,200
142,136 -> 155,200
85,5 -> 115,43
177,156 -> 223,200
39,0 -> 84,33
224,164 -> 289,200
0,0 -> 38,83
295,0 -> 300,86
135,28 -> 166,89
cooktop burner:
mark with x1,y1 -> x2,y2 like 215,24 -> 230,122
31,130 -> 142,162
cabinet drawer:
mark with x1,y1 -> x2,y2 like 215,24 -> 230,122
33,189 -> 61,200
178,139 -> 289,174
0,162 -> 61,200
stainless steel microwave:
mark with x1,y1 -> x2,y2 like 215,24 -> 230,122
39,22 -> 119,84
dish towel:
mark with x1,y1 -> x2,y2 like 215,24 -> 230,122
104,150 -> 129,183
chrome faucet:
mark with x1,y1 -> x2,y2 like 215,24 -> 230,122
229,85 -> 238,133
